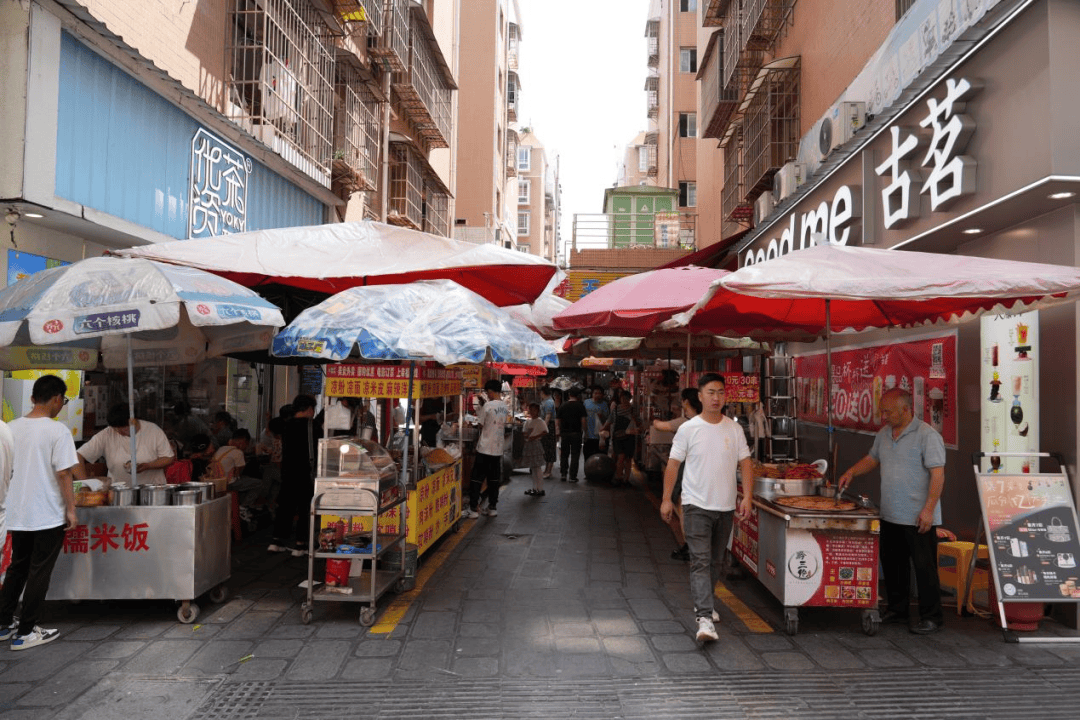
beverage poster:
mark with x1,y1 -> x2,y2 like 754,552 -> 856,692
794,333 -> 957,446
979,312 -> 1038,475
975,473 -> 1080,603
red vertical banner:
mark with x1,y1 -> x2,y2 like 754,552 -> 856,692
794,333 -> 957,446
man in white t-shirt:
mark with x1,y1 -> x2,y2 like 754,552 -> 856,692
0,375 -> 80,650
463,380 -> 509,519
77,404 -> 174,486
661,374 -> 753,643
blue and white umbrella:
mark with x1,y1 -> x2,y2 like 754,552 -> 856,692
0,255 -> 285,486
271,279 -> 559,367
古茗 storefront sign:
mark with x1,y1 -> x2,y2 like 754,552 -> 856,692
741,77 -> 979,267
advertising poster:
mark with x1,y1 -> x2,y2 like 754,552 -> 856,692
979,312 -> 1038,475
325,365 -> 462,400
685,372 -> 760,403
7,249 -> 67,285
975,473 -> 1080,602
774,529 -> 879,608
795,333 -> 957,447
732,508 -> 760,574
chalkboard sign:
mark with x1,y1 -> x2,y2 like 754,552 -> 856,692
975,473 -> 1080,603
299,365 -> 324,397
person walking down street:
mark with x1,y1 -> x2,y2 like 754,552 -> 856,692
660,374 -> 753,643
583,385 -> 609,461
653,387 -> 702,561
463,380 -> 510,519
539,386 -> 557,480
556,387 -> 588,483
0,375 -> 80,650
838,387 -> 946,635
521,403 -> 548,497
269,394 -> 321,557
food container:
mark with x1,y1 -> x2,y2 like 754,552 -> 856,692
139,485 -> 173,506
818,485 -> 839,498
754,476 -> 822,499
175,482 -> 213,503
109,485 -> 138,506
174,490 -> 200,506
75,490 -> 109,507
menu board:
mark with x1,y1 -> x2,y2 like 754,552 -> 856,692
975,473 -> 1080,602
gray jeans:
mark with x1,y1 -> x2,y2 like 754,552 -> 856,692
682,504 -> 734,618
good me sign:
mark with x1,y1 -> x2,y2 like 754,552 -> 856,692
741,77 -> 979,267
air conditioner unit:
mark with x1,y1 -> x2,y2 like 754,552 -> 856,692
754,192 -> 775,225
818,101 -> 866,159
773,162 -> 805,202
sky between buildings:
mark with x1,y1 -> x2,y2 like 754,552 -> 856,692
516,0 -> 651,261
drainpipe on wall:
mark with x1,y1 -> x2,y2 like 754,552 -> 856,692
379,66 -> 392,222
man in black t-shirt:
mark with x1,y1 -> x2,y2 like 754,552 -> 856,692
556,387 -> 588,482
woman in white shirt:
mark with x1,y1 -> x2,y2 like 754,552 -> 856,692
77,404 -> 175,486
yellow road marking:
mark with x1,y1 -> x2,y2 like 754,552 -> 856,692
642,481 -> 774,633
369,518 -> 476,634
715,583 -> 773,633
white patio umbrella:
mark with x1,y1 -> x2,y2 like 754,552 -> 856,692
0,256 -> 285,487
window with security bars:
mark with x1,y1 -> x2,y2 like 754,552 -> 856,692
333,63 -> 380,192
391,7 -> 453,148
389,143 -> 423,228
423,185 -> 449,237
226,0 -> 334,182
518,211 -> 530,236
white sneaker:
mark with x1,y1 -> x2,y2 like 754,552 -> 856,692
712,610 -> 720,622
0,619 -> 18,642
267,544 -> 288,553
290,548 -> 307,557
481,506 -> 498,517
11,626 -> 59,651
696,617 -> 718,642
461,508 -> 479,519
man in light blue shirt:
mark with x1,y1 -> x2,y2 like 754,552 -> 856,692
839,388 -> 946,635
582,385 -> 609,462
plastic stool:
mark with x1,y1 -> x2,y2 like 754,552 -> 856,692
937,541 -> 988,614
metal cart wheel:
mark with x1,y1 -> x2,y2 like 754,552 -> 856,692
208,585 -> 229,604
301,602 -> 313,625
178,602 -> 199,624
359,607 -> 376,627
784,607 -> 799,636
394,579 -> 407,594
862,609 -> 881,636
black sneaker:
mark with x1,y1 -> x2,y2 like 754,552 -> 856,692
671,544 -> 690,561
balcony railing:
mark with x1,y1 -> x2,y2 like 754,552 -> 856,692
646,18 -> 659,67
645,132 -> 658,176
423,181 -> 450,237
722,124 -> 752,223
742,0 -> 797,50
332,63 -> 380,193
507,72 -> 520,122
508,23 -> 519,70
506,129 -> 519,177
742,58 -> 800,200
369,0 -> 408,71
391,4 -> 454,149
388,141 -> 423,228
573,213 -> 697,250
700,30 -> 740,140
647,90 -> 658,119
331,0 -> 383,38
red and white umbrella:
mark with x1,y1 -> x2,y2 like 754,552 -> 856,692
114,220 -> 558,307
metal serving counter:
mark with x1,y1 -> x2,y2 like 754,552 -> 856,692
46,496 -> 231,623
732,493 -> 882,636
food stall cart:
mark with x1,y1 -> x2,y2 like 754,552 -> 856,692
319,363 -> 465,565
303,437 -> 406,626
46,489 -> 231,623
731,462 -> 882,636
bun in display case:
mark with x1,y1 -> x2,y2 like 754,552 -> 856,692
314,437 -> 402,509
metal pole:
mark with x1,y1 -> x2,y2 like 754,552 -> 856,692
127,335 -> 138,488
825,299 -> 834,462
400,361 -> 416,489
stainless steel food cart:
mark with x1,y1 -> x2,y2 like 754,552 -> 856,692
301,437 -> 407,627
46,496 -> 231,623
732,492 -> 882,636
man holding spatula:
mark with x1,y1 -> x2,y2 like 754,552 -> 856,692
839,388 -> 946,635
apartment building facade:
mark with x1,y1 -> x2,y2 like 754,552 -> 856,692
0,0 -> 458,429
453,0 -> 521,248
515,128 -> 557,263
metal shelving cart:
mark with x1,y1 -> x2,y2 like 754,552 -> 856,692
765,355 -> 799,462
300,437 -> 407,627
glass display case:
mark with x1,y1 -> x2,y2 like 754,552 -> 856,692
314,437 -> 401,510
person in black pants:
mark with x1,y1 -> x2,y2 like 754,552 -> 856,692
556,387 -> 588,482
269,394 -> 321,556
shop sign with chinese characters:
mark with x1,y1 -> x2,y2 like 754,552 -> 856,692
742,77 -> 979,267
325,364 -> 463,399
189,128 -> 252,238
